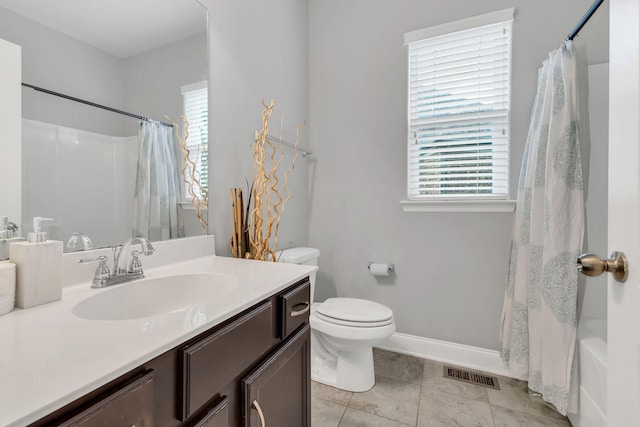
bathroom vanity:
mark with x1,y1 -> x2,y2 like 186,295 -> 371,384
0,246 -> 315,427
31,278 -> 310,426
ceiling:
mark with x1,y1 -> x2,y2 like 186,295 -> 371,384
0,0 -> 206,58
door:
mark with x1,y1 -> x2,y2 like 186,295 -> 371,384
0,38 -> 21,244
243,324 -> 311,427
608,0 -> 640,424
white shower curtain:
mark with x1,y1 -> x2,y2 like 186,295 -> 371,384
132,121 -> 183,241
499,41 -> 585,415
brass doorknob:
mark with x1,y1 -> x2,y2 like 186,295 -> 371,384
577,251 -> 628,283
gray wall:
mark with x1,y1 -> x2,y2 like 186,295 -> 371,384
0,6 -> 127,136
123,33 -> 208,136
204,0 -> 310,256
307,0 -> 609,350
0,6 -> 208,138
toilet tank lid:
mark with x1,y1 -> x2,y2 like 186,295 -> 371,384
276,247 -> 320,263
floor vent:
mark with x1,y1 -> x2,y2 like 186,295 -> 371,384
443,366 -> 500,390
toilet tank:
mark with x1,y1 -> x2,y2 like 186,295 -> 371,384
276,247 -> 320,301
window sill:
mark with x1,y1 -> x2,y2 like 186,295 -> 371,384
400,200 -> 516,213
179,202 -> 197,211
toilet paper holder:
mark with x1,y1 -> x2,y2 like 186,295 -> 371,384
368,262 -> 395,273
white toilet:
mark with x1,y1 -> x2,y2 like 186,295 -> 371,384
277,247 -> 396,392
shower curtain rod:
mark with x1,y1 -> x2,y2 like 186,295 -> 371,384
21,83 -> 174,128
566,0 -> 605,41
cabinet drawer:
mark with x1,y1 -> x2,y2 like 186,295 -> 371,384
181,301 -> 274,420
190,396 -> 229,427
280,281 -> 310,339
59,370 -> 154,427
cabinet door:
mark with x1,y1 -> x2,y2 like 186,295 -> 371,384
243,324 -> 310,427
59,370 -> 154,427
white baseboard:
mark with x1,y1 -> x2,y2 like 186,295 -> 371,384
376,332 -> 511,378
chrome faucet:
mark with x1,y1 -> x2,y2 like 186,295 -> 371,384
64,232 -> 93,252
113,236 -> 155,275
79,236 -> 155,288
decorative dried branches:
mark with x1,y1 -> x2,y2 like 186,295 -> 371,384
229,182 -> 253,258
168,115 -> 208,232
230,99 -> 301,260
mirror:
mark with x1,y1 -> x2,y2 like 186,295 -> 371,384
0,0 -> 208,258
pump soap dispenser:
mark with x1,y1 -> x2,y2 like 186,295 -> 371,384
9,217 -> 63,308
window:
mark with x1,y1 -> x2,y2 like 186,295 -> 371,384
181,81 -> 208,200
405,9 -> 513,201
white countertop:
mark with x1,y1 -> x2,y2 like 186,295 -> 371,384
0,255 -> 316,426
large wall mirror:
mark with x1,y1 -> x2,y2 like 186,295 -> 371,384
0,0 -> 208,259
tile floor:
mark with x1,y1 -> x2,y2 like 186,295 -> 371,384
311,348 -> 572,427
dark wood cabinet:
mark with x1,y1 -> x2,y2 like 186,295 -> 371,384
243,324 -> 311,427
279,283 -> 310,339
30,278 -> 311,427
189,396 -> 230,427
180,301 -> 274,420
58,371 -> 154,427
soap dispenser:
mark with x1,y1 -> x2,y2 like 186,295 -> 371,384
28,216 -> 52,243
9,217 -> 63,308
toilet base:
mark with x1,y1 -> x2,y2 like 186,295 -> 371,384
311,332 -> 376,392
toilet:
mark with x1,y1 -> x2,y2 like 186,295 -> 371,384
277,247 -> 396,392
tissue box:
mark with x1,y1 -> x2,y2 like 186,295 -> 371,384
10,240 -> 62,308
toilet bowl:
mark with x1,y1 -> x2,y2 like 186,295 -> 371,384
277,248 -> 396,392
311,297 -> 395,392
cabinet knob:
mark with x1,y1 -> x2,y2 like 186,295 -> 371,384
252,399 -> 266,427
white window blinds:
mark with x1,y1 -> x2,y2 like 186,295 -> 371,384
181,81 -> 208,200
405,11 -> 513,200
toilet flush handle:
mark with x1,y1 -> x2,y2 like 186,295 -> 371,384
291,302 -> 310,317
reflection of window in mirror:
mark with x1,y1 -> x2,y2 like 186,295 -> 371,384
181,81 -> 209,201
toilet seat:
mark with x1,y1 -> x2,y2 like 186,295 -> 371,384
315,298 -> 394,328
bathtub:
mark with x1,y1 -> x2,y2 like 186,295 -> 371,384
568,316 -> 607,427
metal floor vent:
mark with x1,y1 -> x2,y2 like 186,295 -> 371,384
443,366 -> 500,390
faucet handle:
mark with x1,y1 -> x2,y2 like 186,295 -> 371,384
78,255 -> 108,264
78,256 -> 111,288
128,250 -> 144,275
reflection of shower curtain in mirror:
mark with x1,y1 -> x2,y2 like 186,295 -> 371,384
133,121 -> 183,241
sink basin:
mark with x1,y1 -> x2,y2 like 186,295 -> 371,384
72,273 -> 239,321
